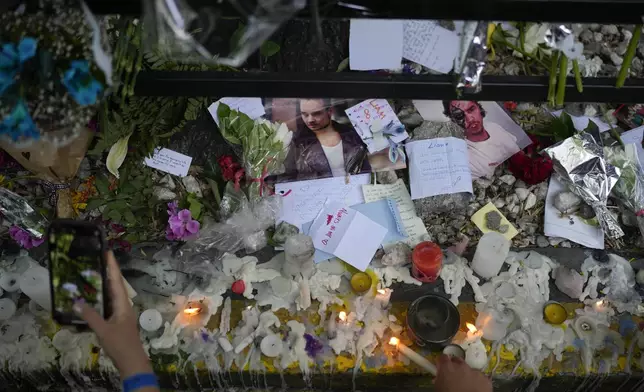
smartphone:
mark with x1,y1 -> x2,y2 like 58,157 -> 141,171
48,220 -> 111,325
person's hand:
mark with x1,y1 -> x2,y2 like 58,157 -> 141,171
73,251 -> 152,379
434,354 -> 492,392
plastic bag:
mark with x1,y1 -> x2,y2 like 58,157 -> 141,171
188,195 -> 282,253
410,121 -> 472,215
604,145 -> 644,241
0,188 -> 49,238
142,0 -> 305,66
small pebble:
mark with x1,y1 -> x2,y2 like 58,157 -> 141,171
593,32 -> 603,42
610,52 -> 624,66
485,210 -> 502,231
536,235 -> 549,248
601,24 -> 619,36
578,204 -> 596,220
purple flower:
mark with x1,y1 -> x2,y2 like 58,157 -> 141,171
165,206 -> 200,241
9,225 -> 44,249
304,333 -> 323,358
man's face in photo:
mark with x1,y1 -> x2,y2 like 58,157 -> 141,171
449,101 -> 484,136
300,100 -> 332,132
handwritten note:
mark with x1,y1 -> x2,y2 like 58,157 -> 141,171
144,148 -> 192,177
405,138 -> 473,199
345,99 -> 408,153
544,176 -> 604,249
275,174 -> 371,227
403,21 -> 459,74
349,20 -> 403,71
208,97 -> 266,126
619,126 -> 644,171
362,179 -> 430,246
311,201 -> 387,272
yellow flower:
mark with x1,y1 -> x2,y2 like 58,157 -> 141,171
0,175 -> 5,186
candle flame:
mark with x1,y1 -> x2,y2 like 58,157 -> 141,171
596,300 -> 604,307
339,311 -> 347,321
246,306 -> 252,310
377,289 -> 386,295
184,306 -> 202,316
466,323 -> 478,333
389,337 -> 400,346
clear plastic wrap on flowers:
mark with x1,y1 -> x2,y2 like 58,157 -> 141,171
0,188 -> 49,238
604,145 -> 644,241
217,103 -> 293,203
188,195 -> 282,253
142,0 -> 305,67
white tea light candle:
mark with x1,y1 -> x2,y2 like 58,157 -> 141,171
388,337 -> 437,376
139,309 -> 163,332
0,298 -> 16,321
19,266 -> 50,311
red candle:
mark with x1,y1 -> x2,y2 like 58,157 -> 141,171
412,242 -> 443,282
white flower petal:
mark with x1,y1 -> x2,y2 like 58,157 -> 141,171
106,133 -> 132,179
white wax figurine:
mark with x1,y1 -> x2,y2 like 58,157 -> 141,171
19,265 -> 51,311
217,336 -> 233,353
139,309 -> 163,332
260,334 -> 283,357
471,232 -> 510,279
464,339 -> 488,370
0,298 -> 17,321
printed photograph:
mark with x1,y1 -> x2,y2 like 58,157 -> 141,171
49,230 -> 104,317
442,101 -> 532,179
266,98 -> 407,182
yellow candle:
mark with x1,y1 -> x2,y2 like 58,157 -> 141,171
543,302 -> 567,324
350,272 -> 372,294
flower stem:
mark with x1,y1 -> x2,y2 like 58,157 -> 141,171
616,24 -> 642,88
572,59 -> 583,93
547,51 -> 560,107
556,54 -> 568,108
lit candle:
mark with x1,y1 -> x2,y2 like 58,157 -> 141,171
375,289 -> 392,308
139,309 -> 163,332
19,266 -> 51,311
183,302 -> 203,316
0,298 -> 16,321
388,337 -> 437,375
462,324 -> 488,370
338,311 -> 348,324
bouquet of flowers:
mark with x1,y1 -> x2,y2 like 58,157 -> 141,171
216,103 -> 292,202
0,0 -> 109,147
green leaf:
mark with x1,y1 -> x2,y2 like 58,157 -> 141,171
107,200 -> 128,211
124,210 -> 136,224
260,41 -> 280,57
561,112 -> 575,135
86,198 -> 106,211
189,199 -> 202,220
95,175 -> 110,195
107,210 -> 122,222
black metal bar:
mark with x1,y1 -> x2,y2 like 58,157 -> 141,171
134,71 -> 644,103
87,0 -> 644,23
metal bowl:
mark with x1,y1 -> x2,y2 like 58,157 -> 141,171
406,294 -> 460,350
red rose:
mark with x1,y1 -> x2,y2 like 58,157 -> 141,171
504,101 -> 518,112
218,155 -> 240,181
507,136 -> 554,185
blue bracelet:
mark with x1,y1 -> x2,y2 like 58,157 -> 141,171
123,373 -> 159,392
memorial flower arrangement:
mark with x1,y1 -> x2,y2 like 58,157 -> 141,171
0,1 -> 110,147
217,103 -> 293,202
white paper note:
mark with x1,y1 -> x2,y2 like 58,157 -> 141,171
208,97 -> 266,126
551,110 -> 612,133
619,126 -> 644,171
144,148 -> 192,177
544,176 -> 604,249
311,201 -> 387,272
362,179 -> 430,246
403,21 -> 459,74
275,174 -> 371,227
345,99 -> 409,153
349,19 -> 403,71
405,138 -> 473,199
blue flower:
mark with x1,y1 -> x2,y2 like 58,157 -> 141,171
18,37 -> 37,63
0,37 -> 38,95
61,60 -> 103,106
0,101 -> 40,142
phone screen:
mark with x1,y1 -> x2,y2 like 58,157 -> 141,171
48,221 -> 107,324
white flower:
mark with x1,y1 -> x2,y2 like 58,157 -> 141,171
272,122 -> 290,145
506,23 -> 551,58
560,35 -> 584,60
578,56 -> 603,77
